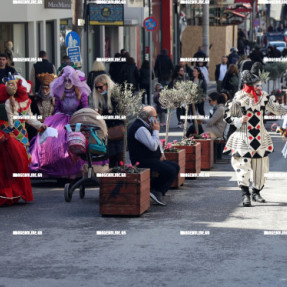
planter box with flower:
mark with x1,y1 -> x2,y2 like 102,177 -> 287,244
99,83 -> 148,216
99,162 -> 150,216
163,140 -> 186,188
190,133 -> 214,170
174,137 -> 201,178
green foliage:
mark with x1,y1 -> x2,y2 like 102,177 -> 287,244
111,82 -> 144,116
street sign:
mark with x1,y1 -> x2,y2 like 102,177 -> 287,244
253,19 -> 260,27
66,31 -> 81,48
143,17 -> 157,31
67,46 -> 81,63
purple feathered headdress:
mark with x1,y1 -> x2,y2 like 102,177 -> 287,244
50,66 -> 91,99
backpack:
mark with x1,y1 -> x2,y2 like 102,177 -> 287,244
66,123 -> 87,155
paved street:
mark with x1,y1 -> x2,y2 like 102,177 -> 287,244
1,109 -> 287,286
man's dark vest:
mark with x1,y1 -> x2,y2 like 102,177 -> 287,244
128,119 -> 161,165
34,59 -> 54,92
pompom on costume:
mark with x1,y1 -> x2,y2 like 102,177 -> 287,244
29,66 -> 91,178
0,74 -> 44,206
223,65 -> 287,206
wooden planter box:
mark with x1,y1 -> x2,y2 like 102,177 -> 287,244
195,139 -> 214,170
174,143 -> 201,178
164,149 -> 186,188
99,169 -> 150,216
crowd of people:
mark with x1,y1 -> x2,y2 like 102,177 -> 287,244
1,37 -> 287,208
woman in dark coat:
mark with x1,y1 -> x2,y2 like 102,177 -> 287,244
119,57 -> 140,92
222,64 -> 239,99
139,60 -> 154,105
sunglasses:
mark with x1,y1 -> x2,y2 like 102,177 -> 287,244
95,84 -> 106,90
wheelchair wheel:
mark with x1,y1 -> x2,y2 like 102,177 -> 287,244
64,183 -> 72,202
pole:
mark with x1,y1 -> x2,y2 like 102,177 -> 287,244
149,0 -> 152,106
202,3 -> 209,57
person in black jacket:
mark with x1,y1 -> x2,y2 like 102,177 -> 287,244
190,66 -> 207,116
154,49 -> 174,86
87,61 -> 106,91
139,60 -> 154,105
30,51 -> 56,94
119,56 -> 140,92
222,64 -> 239,99
109,53 -> 122,84
128,106 -> 179,205
0,53 -> 16,83
215,56 -> 229,92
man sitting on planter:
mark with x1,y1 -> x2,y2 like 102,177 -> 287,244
128,106 -> 179,206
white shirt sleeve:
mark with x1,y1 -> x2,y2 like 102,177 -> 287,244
135,127 -> 163,153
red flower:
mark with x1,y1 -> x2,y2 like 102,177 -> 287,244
119,161 -> 124,166
135,162 -> 140,166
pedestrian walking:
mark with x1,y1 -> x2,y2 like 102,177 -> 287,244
215,56 -> 229,92
109,53 -> 122,84
228,48 -> 239,65
222,64 -> 239,98
154,49 -> 174,87
153,83 -> 166,126
119,56 -> 140,92
223,64 -> 287,207
190,66 -> 207,116
139,60 -> 154,105
30,51 -> 56,94
192,46 -> 207,66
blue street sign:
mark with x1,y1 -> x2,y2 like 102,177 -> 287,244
253,19 -> 260,27
143,17 -> 158,31
67,46 -> 81,63
66,31 -> 81,48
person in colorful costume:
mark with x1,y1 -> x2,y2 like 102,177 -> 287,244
223,66 -> 287,206
27,73 -> 57,140
0,74 -> 46,206
29,66 -> 90,178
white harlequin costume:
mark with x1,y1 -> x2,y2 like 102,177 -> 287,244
224,90 -> 287,191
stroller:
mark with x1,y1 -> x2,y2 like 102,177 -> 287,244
64,108 -> 108,202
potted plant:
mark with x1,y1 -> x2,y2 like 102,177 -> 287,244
159,87 -> 184,143
174,137 -> 201,178
111,82 -> 144,164
163,140 -> 186,188
99,162 -> 150,216
174,80 -> 203,137
189,133 -> 214,170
